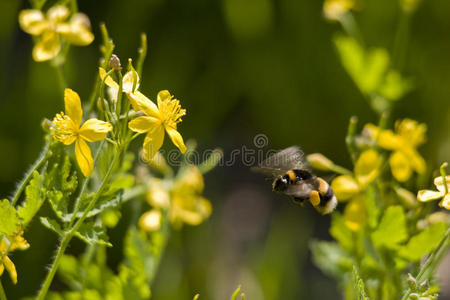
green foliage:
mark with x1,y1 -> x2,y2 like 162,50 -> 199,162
17,171 -> 45,227
40,217 -> 64,236
310,240 -> 353,278
353,267 -> 370,300
399,223 -> 447,262
0,199 -> 19,236
74,222 -> 112,247
371,206 -> 407,249
330,213 -> 354,252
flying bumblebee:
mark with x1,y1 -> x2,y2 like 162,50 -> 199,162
253,146 -> 337,215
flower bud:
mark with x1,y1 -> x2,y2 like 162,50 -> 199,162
109,54 -> 122,71
139,209 -> 162,232
307,153 -> 335,171
41,118 -> 54,132
419,280 -> 429,293
409,294 -> 419,300
407,273 -> 417,290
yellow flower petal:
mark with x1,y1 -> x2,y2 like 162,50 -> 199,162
157,90 -> 172,106
355,149 -> 381,186
378,129 -> 403,150
142,126 -> 165,161
147,179 -> 170,208
176,165 -> 204,193
389,151 -> 412,182
18,10 -> 48,35
32,30 -> 61,62
99,67 -> 120,91
344,195 -> 366,231
3,256 -> 17,284
434,175 -> 450,193
64,89 -> 83,127
417,190 -> 444,202
407,148 -> 426,174
306,153 -> 335,171
439,194 -> 450,210
395,119 -> 426,148
139,209 -> 162,232
122,70 -> 140,94
127,91 -> 160,118
79,119 -> 112,142
323,0 -> 355,20
0,263 -> 3,276
46,5 -> 70,22
75,138 -> 93,177
166,126 -> 186,154
128,116 -> 160,134
331,175 -> 360,201
57,21 -> 94,46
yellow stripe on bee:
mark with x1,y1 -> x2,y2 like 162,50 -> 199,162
309,190 -> 320,207
286,170 -> 296,181
316,177 -> 329,195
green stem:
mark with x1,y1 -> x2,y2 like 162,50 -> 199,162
400,228 -> 450,300
36,151 -> 121,300
339,12 -> 364,46
440,162 -> 448,195
11,139 -> 51,206
345,116 -> 358,164
148,212 -> 171,285
136,33 -> 148,78
0,280 -> 6,300
392,11 -> 410,71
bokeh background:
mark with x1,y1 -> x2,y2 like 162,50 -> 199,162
0,0 -> 449,299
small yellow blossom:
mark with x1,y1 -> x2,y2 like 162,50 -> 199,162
51,89 -> 113,177
364,119 -> 426,182
139,209 -> 162,232
128,90 -> 187,160
306,153 -> 335,171
142,165 -> 211,230
19,5 -> 94,61
323,0 -> 355,21
99,67 -> 140,101
0,231 -> 29,284
417,175 -> 450,210
331,149 -> 382,230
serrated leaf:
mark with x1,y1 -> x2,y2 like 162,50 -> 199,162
17,171 -> 45,227
75,222 -> 112,247
47,190 -> 68,221
330,213 -> 353,252
63,190 -> 124,222
310,240 -> 354,278
398,222 -> 447,262
371,206 -> 407,249
0,199 -> 19,236
40,217 -> 64,236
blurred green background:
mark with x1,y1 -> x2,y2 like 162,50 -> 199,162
0,0 -> 449,299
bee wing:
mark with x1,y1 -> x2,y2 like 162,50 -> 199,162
252,146 -> 308,176
285,181 -> 314,198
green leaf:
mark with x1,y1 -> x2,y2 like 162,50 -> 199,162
58,255 -> 82,289
48,190 -> 68,221
63,190 -> 124,222
17,171 -> 45,227
75,222 -> 112,247
330,213 -> 353,252
377,70 -> 412,101
398,222 -> 447,262
123,228 -> 155,280
364,185 -> 379,229
0,199 -> 19,236
371,206 -> 407,249
40,217 -> 64,236
310,240 -> 353,278
353,266 -> 370,300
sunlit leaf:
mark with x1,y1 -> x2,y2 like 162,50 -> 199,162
75,222 -> 112,247
0,199 -> 19,236
40,217 -> 64,236
17,171 -> 45,227
371,206 -> 407,249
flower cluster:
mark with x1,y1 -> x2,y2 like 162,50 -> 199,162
19,5 -> 94,61
139,164 -> 212,232
0,230 -> 29,284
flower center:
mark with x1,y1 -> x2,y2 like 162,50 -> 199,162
51,112 -> 77,143
158,97 -> 186,128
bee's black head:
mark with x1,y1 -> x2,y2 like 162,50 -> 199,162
272,175 -> 288,192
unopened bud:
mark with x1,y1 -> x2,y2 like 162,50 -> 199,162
419,280 -> 429,293
407,273 -> 417,290
97,98 -> 109,112
41,118 -> 54,132
409,293 -> 419,300
307,153 -> 335,171
109,54 -> 122,71
396,187 -> 418,208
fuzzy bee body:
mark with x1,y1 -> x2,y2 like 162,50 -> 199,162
254,146 -> 337,215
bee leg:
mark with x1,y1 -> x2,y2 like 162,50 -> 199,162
292,197 -> 305,207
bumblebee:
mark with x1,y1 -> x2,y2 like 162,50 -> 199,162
253,146 -> 337,215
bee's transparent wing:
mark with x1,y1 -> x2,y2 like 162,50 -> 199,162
252,146 -> 308,176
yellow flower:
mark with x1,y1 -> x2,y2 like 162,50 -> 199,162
19,5 -> 94,62
364,119 -> 426,182
139,209 -> 162,232
417,175 -> 450,210
142,165 -> 212,230
128,90 -> 187,160
99,67 -> 141,100
51,89 -> 113,177
323,0 -> 355,20
331,149 -> 382,230
0,231 -> 29,284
